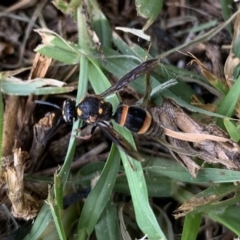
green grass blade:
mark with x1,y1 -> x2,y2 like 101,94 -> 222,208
145,157 -> 240,184
115,172 -> 175,198
181,214 -> 201,240
49,175 -> 65,240
216,75 -> 240,128
59,5 -> 90,185
217,76 -> 240,117
77,145 -> 120,239
135,0 -> 164,30
174,19 -> 218,37
209,205 -> 240,236
223,118 -> 240,142
1,78 -> 70,96
178,183 -> 240,216
91,0 -> 112,47
95,198 -> 121,240
35,28 -> 81,64
23,204 -> 52,240
116,126 -> 166,239
220,0 -> 233,35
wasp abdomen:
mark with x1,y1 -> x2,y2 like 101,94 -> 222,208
145,108 -> 164,137
113,104 -> 151,134
114,104 -> 163,137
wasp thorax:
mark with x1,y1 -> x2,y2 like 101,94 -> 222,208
62,99 -> 77,124
77,96 -> 112,123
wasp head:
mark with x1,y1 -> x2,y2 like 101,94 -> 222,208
62,99 -> 77,124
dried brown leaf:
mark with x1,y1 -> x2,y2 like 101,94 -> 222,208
4,148 -> 44,220
191,95 -> 217,112
164,128 -> 230,143
148,100 -> 240,177
188,52 -> 226,87
174,195 -> 217,218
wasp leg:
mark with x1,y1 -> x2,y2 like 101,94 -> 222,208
73,134 -> 92,140
97,121 -> 144,162
80,122 -> 88,131
74,122 -> 90,133
73,125 -> 97,140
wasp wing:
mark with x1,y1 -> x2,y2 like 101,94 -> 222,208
96,121 -> 144,162
101,58 -> 159,98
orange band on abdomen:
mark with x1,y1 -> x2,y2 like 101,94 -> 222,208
119,105 -> 129,126
138,111 -> 152,134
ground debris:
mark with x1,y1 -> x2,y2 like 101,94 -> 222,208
2,148 -> 47,220
28,112 -> 57,172
149,99 -> 240,177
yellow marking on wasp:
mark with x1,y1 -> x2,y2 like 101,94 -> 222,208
138,111 -> 152,134
119,105 -> 129,126
98,108 -> 103,115
77,108 -> 82,117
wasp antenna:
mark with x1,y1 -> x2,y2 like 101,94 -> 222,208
35,100 -> 62,110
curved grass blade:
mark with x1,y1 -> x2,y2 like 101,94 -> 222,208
217,75 -> 240,117
145,157 -> 240,184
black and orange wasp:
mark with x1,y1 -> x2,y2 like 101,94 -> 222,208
36,58 -> 162,161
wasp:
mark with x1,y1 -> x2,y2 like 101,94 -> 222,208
60,58 -> 161,161
36,58 -> 237,177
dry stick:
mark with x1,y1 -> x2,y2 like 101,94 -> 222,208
36,142 -> 108,176
2,96 -> 19,156
0,0 -> 36,14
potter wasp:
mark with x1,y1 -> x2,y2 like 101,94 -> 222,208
38,58 -> 240,178
36,59 -> 161,161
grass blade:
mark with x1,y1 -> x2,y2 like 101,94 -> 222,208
77,145 -> 120,239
